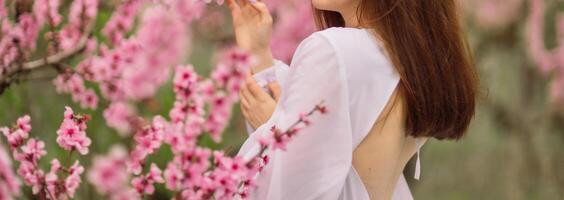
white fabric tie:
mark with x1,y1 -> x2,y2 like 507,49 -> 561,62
414,138 -> 423,180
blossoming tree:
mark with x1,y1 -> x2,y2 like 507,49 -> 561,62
453,0 -> 564,198
0,0 -> 319,199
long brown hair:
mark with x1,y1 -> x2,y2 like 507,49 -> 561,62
314,0 -> 478,140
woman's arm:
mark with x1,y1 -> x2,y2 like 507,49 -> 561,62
236,33 -> 355,199
227,0 -> 274,73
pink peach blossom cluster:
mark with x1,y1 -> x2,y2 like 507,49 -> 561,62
58,0 -> 98,51
265,0 -> 315,62
0,0 -> 96,70
56,106 -> 92,155
117,53 -> 327,198
0,9 -> 39,67
462,0 -> 523,30
527,0 -> 564,104
55,2 -> 188,109
87,145 -> 139,199
121,47 -> 253,198
1,107 -> 91,199
53,73 -> 99,110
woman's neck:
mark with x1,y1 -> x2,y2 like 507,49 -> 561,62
339,7 -> 385,43
340,5 -> 361,28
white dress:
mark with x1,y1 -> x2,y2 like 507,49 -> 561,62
237,27 -> 423,200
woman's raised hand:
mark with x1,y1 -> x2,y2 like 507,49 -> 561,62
226,0 -> 274,72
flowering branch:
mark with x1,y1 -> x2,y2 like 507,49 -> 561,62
0,6 -> 96,95
0,0 -> 321,199
0,107 -> 91,199
235,102 -> 327,198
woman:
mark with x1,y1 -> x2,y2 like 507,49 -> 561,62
228,0 -> 478,199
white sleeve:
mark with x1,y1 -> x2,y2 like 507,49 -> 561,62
238,33 -> 352,200
252,60 -> 290,88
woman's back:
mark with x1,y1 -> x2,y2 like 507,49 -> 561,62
318,27 -> 426,199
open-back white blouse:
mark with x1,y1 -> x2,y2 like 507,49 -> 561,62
237,27 -> 422,200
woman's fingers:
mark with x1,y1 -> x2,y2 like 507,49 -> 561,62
226,0 -> 240,13
239,0 -> 269,17
250,1 -> 269,15
267,82 -> 281,101
240,91 -> 251,109
239,0 -> 250,7
240,102 -> 249,117
245,72 -> 270,100
240,86 -> 255,104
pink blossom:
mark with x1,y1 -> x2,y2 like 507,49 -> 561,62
471,0 -> 523,29
195,7 -> 225,35
33,0 -> 62,26
133,116 -> 166,155
1,116 -> 48,195
128,116 -> 167,174
53,73 -> 85,95
527,0 -> 554,73
256,133 -> 273,147
57,26 -> 82,51
269,1 -> 315,62
527,0 -> 564,104
80,89 -> 99,109
131,163 -> 164,195
53,73 -> 100,110
88,145 -> 129,195
299,112 -> 312,125
121,6 -> 187,99
18,139 -> 47,165
170,0 -> 206,23
205,103 -> 231,142
0,17 -> 24,67
56,107 -> 91,155
16,161 -> 44,194
13,139 -> 50,195
104,102 -> 138,135
16,115 -> 32,134
69,0 -> 98,24
65,161 -> 85,198
53,0 -> 98,51
1,128 -> 28,149
45,159 -> 62,198
90,4 -> 190,102
162,147 -> 212,194
127,149 -> 145,176
164,123 -> 199,153
16,14 -> 41,49
0,0 -> 6,19
103,0 -> 142,44
174,65 -> 199,101
169,101 -> 189,124
271,129 -> 289,151
163,162 -> 184,190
